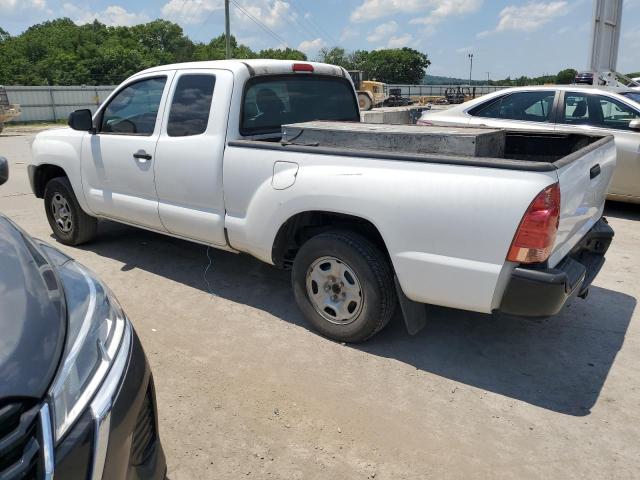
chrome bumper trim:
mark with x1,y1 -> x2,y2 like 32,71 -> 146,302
89,320 -> 132,480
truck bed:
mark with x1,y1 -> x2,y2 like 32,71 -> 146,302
231,126 -> 612,172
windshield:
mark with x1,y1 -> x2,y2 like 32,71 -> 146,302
241,75 -> 359,135
621,91 -> 640,105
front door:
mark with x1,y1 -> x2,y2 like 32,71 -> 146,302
81,72 -> 175,230
555,91 -> 640,198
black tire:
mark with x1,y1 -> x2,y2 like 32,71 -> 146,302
358,93 -> 373,111
292,230 -> 396,342
0,122 -> 4,135
44,176 -> 97,245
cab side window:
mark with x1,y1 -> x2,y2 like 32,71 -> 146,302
471,91 -> 555,122
101,77 -> 167,135
167,74 -> 216,137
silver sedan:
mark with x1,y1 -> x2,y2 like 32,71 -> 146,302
419,85 -> 640,203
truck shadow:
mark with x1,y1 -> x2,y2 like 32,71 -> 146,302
604,200 -> 640,221
359,291 -> 634,416
76,220 -> 635,417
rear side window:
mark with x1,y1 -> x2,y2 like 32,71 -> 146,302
562,93 -> 591,125
241,75 -> 360,135
471,91 -> 555,123
167,74 -> 216,137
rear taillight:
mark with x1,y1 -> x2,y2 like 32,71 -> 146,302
507,183 -> 560,264
292,63 -> 314,72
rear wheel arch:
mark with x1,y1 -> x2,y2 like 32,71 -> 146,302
271,210 -> 391,269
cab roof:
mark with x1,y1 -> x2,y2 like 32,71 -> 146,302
133,59 -> 347,79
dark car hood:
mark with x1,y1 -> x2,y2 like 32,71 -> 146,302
0,216 -> 67,400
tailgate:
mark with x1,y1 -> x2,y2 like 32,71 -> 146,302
548,135 -> 616,267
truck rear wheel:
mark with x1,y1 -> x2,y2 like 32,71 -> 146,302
44,176 -> 97,246
0,122 -> 4,135
292,230 -> 396,342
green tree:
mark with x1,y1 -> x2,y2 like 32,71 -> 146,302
258,47 -> 306,60
316,47 -> 430,83
193,34 -> 255,61
357,48 -> 430,84
556,68 -> 577,84
316,47 -> 353,69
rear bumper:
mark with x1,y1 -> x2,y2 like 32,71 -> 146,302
499,217 -> 614,317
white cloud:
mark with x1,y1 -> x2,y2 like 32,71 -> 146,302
410,0 -> 482,25
366,21 -> 397,43
234,0 -> 293,29
479,1 -> 570,37
162,0 -> 293,30
297,37 -> 326,54
351,0 -> 424,23
161,0 -> 222,25
387,33 -> 412,48
340,27 -> 359,42
0,0 -> 46,11
350,0 -> 481,24
64,3 -> 149,26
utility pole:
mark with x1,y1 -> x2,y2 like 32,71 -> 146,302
468,53 -> 474,85
486,72 -> 490,84
225,0 -> 231,59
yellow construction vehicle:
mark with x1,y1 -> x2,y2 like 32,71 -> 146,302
0,87 -> 21,134
348,71 -> 389,111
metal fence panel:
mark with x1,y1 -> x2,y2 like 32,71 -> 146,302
3,83 -> 511,123
388,84 -> 510,97
4,85 -> 116,122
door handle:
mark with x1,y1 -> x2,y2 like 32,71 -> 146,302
133,151 -> 152,162
590,164 -> 601,179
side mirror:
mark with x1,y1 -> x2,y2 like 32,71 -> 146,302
68,109 -> 94,132
0,157 -> 8,186
629,119 -> 640,131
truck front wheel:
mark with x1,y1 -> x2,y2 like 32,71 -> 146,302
44,177 -> 97,245
292,231 -> 396,342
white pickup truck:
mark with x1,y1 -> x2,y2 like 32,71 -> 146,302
29,60 -> 615,342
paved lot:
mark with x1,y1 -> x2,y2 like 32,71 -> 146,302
1,126 -> 639,479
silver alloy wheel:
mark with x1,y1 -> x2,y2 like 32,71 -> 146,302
305,256 -> 364,325
51,193 -> 73,233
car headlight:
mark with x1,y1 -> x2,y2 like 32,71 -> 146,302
47,262 -> 127,442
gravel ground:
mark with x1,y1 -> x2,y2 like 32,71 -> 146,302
1,126 -> 639,479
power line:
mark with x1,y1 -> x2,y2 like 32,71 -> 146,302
231,0 -> 289,48
288,0 -> 338,46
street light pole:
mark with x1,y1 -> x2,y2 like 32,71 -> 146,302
225,0 -> 231,59
468,53 -> 474,86
486,72 -> 490,84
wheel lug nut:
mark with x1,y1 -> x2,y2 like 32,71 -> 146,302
332,295 -> 338,301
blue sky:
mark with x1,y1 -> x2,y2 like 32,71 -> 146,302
2,0 -> 639,79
